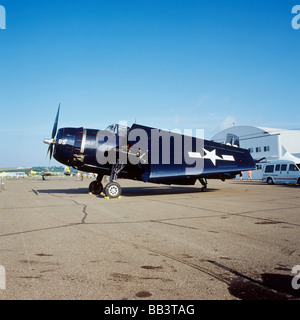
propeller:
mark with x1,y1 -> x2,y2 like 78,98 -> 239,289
44,104 -> 60,159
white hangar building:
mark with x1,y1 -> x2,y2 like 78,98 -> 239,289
211,126 -> 300,179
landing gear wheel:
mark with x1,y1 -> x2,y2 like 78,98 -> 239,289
89,181 -> 103,195
199,178 -> 208,192
105,182 -> 122,198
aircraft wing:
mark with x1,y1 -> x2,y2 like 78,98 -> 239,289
128,124 -> 255,183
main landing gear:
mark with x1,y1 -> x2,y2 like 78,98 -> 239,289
89,179 -> 103,195
89,162 -> 125,198
199,178 -> 208,192
104,181 -> 122,198
89,178 -> 122,198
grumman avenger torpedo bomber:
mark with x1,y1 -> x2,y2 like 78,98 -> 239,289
44,105 -> 256,198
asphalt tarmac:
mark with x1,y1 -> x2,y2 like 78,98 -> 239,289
0,176 -> 300,300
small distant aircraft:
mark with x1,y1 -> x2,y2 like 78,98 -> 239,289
64,166 -> 71,176
41,170 -> 54,180
44,105 -> 256,198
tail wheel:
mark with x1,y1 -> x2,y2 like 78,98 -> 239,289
105,182 -> 122,198
89,181 -> 103,195
267,177 -> 274,185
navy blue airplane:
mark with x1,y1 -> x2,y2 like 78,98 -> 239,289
44,105 -> 256,198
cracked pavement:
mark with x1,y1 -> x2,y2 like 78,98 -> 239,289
0,176 -> 300,300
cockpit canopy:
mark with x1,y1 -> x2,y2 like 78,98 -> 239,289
105,124 -> 130,136
224,133 -> 240,148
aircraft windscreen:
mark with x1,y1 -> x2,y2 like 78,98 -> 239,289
105,124 -> 130,136
105,124 -> 117,133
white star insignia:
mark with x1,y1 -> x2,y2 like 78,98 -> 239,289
188,149 -> 235,166
202,148 -> 222,166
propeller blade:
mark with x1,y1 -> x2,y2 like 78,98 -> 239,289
49,145 -> 53,160
45,104 -> 60,160
51,103 -> 60,139
47,145 -> 53,160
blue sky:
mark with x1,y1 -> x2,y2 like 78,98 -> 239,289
0,0 -> 299,167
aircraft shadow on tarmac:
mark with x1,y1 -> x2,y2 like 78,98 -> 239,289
118,186 -> 218,197
36,186 -> 219,197
37,188 -> 88,195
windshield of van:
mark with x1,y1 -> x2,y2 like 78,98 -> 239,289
297,163 -> 300,170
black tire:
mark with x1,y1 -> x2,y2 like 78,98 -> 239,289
267,177 -> 274,185
89,181 -> 103,195
105,182 -> 122,198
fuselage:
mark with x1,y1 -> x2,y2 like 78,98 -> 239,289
53,124 -> 256,185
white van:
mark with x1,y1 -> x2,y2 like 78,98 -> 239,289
262,160 -> 300,185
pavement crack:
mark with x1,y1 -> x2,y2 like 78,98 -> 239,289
64,198 -> 88,224
49,194 -> 88,224
151,220 -> 198,230
72,200 -> 88,224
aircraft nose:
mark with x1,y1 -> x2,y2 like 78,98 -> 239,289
53,128 -> 84,165
43,138 -> 55,145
